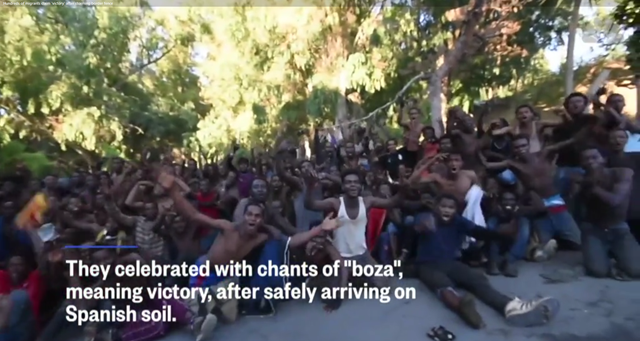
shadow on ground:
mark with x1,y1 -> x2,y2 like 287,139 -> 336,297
67,252 -> 639,341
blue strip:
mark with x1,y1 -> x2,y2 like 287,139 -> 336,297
64,245 -> 138,249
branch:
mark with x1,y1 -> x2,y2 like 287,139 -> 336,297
111,45 -> 176,91
333,72 -> 427,128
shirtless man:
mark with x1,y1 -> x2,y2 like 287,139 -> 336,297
413,152 -> 478,205
448,107 -> 482,171
341,141 -> 360,170
398,102 -> 424,168
158,171 -> 339,340
479,133 -> 584,258
233,177 -> 296,235
303,169 -> 403,308
574,146 -> 640,279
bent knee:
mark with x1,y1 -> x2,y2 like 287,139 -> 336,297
585,265 -> 610,278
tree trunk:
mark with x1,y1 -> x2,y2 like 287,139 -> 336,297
428,0 -> 486,136
565,0 -> 582,96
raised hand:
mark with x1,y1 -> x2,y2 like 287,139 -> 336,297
302,168 -> 318,186
320,212 -> 339,231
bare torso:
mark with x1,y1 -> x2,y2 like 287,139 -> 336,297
510,153 -> 557,198
206,227 -> 269,266
580,168 -> 630,227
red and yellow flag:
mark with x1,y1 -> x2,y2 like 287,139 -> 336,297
15,192 -> 49,230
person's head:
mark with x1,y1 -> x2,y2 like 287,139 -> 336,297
445,152 -> 463,174
499,191 -> 518,212
142,202 -> 158,220
85,174 -> 98,190
580,145 -> 605,171
408,107 -> 421,121
237,158 -> 249,172
7,251 -> 36,285
512,133 -> 530,157
324,140 -> 335,155
438,135 -> 453,153
226,170 -> 237,184
436,194 -> 459,222
172,215 -> 187,233
173,164 -> 183,177
378,183 -> 392,198
563,92 -> 588,115
270,175 -> 282,192
420,191 -> 435,208
187,158 -> 197,171
300,160 -> 314,174
515,104 -> 536,123
341,169 -> 362,198
98,172 -> 111,188
489,118 -> 509,134
92,249 -> 116,268
344,142 -> 356,157
386,138 -> 397,153
199,179 -> 212,193
422,126 -> 436,142
1,201 -> 17,219
250,178 -> 268,202
44,175 -> 58,190
609,128 -> 628,152
112,158 -> 124,173
70,172 -> 82,188
605,93 -> 625,113
364,170 -> 375,185
243,200 -> 265,233
67,196 -> 82,214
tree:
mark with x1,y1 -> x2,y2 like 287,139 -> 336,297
613,0 -> 640,73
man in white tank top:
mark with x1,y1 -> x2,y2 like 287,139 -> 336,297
303,169 -> 405,292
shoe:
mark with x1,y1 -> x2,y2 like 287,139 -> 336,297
197,314 -> 217,341
456,294 -> 485,329
533,239 -> 557,262
485,261 -> 500,276
501,260 -> 518,278
504,297 -> 560,327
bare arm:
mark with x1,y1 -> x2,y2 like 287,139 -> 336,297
275,152 -> 302,191
104,198 -> 137,228
364,193 -> 403,209
591,169 -> 634,207
478,151 -> 511,170
162,175 -> 233,232
288,213 -> 339,248
124,182 -> 148,210
233,198 -> 248,223
303,182 -> 339,212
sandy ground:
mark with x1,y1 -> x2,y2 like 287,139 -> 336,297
65,252 -> 640,341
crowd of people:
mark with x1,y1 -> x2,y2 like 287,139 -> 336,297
0,90 -> 639,341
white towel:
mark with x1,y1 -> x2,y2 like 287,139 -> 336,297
461,184 -> 486,249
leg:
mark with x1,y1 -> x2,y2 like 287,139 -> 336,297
549,210 -> 581,246
501,218 -> 532,277
444,261 -> 560,327
37,301 -> 77,341
443,261 -> 511,314
531,216 -> 558,262
0,290 -> 36,341
484,217 -> 501,276
416,263 -> 485,329
350,251 -> 389,288
610,224 -> 640,278
580,223 -> 611,278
